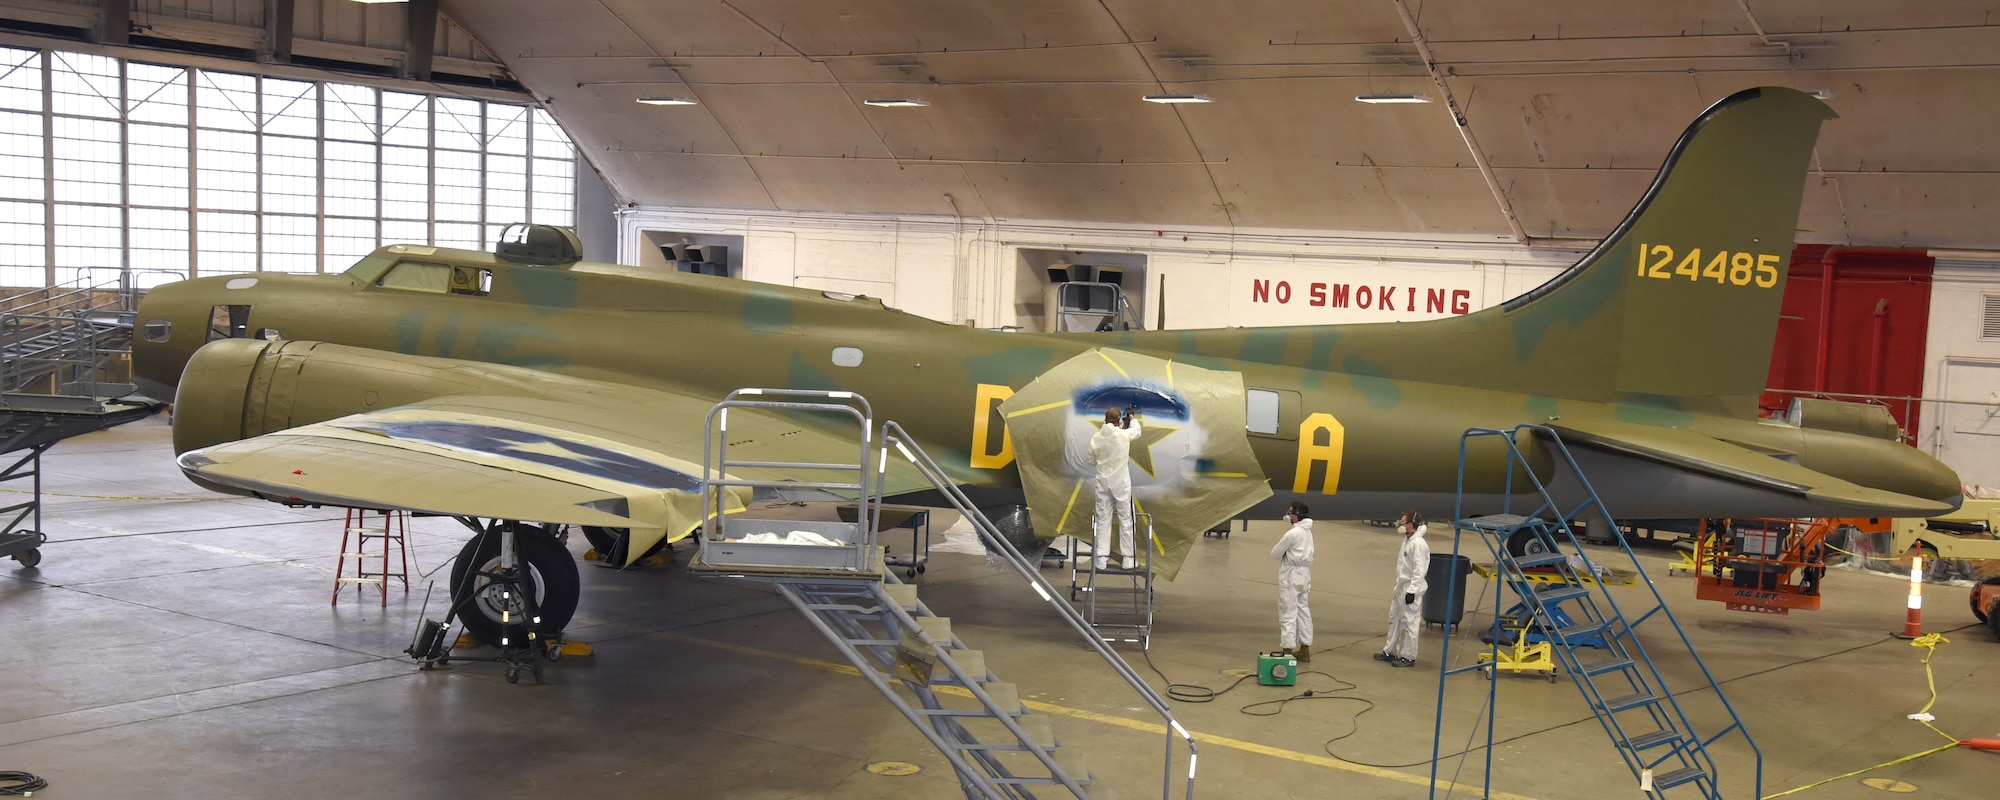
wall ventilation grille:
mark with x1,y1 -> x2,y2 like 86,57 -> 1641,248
1985,295 -> 2000,339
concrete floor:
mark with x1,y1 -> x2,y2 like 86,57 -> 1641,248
3,413 -> 1997,800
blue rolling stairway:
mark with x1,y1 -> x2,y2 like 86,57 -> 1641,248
1430,425 -> 1761,799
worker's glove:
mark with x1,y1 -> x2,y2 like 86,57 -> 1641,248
1404,592 -> 1416,605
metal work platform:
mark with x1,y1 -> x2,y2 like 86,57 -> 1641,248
689,389 -> 1198,799
0,393 -> 162,569
1434,425 -> 1761,799
1064,514 -> 1157,650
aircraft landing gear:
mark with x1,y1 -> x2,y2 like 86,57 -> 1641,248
419,519 -> 579,684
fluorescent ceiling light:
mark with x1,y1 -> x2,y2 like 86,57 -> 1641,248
1142,93 -> 1213,104
1804,88 -> 1834,100
1355,93 -> 1433,104
636,97 -> 699,106
864,98 -> 930,107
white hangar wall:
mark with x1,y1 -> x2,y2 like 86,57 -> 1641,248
1922,254 -> 2000,490
615,206 -> 1583,331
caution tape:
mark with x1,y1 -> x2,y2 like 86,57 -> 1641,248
1819,540 -> 1905,562
1760,634 -> 1963,799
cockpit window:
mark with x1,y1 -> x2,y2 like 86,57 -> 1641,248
142,319 -> 171,343
375,261 -> 490,296
377,261 -> 451,293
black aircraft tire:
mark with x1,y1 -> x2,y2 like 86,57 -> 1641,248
450,524 -> 580,646
1506,528 -> 1555,559
1972,577 -> 2000,624
581,526 -> 668,568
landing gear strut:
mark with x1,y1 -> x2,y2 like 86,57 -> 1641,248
414,519 -> 581,684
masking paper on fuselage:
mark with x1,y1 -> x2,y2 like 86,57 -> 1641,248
999,348 -> 1271,580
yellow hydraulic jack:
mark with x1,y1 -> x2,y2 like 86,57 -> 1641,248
1476,622 -> 1558,683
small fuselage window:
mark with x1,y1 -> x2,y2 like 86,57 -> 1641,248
142,319 -> 171,343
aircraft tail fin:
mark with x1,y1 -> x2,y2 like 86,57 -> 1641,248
1485,87 -> 1835,410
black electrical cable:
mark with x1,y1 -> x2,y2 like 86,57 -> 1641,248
0,770 -> 48,796
1137,647 -> 1260,702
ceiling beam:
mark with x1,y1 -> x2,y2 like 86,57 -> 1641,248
1389,0 -> 1528,244
402,0 -> 438,81
261,0 -> 294,63
93,0 -> 129,46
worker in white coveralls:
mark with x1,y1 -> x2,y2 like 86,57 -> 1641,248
1376,511 -> 1430,668
1270,501 -> 1315,662
1089,407 -> 1143,571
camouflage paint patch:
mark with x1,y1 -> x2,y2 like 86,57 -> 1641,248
1344,354 -> 1403,409
435,311 -> 462,357
1239,328 -> 1289,365
742,284 -> 795,335
1302,331 -> 1340,388
1613,395 -> 1696,428
962,345 -> 1059,387
394,311 -> 424,354
1526,395 -> 1561,422
1509,244 -> 1626,361
473,322 -> 567,368
513,267 -> 578,315
785,351 -> 841,392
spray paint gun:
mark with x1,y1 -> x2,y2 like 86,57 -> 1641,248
1120,402 -> 1138,428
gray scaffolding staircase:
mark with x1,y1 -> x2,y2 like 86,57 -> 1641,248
689,389 -> 1197,799
1433,425 -> 1760,799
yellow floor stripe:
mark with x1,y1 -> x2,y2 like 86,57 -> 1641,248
652,630 -> 1543,800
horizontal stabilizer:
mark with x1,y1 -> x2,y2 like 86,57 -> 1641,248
1547,419 -> 1954,517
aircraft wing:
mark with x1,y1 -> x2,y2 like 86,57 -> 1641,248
1546,419 -> 1955,516
178,391 -> 929,566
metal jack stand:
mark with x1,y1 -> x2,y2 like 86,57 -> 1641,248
409,518 -> 562,684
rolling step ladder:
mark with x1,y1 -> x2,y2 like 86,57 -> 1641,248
687,389 -> 1197,799
1067,515 -> 1156,650
1433,425 -> 1761,800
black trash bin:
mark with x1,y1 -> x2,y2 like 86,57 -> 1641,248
1424,553 -> 1473,627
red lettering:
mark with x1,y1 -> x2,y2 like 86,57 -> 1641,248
1309,282 -> 1326,307
1275,281 -> 1292,303
1378,286 -> 1396,310
1328,283 -> 1350,308
1451,289 -> 1471,315
1356,285 -> 1373,308
1426,288 -> 1446,313
1406,287 -> 1415,311
1252,279 -> 1270,303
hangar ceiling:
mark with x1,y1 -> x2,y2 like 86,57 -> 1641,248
440,0 -> 2000,249
1,2 -> 1994,249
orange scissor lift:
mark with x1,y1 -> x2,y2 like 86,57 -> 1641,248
1692,518 -> 1885,615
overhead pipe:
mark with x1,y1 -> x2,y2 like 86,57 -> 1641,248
1388,0 -> 1529,244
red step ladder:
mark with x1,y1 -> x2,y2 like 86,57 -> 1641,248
332,508 -> 409,605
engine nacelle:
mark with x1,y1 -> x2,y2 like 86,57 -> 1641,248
171,338 -> 617,455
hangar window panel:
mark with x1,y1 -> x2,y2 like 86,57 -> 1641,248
51,116 -> 122,205
322,83 -> 378,143
128,124 -> 190,209
434,222 -> 482,251
485,154 -> 526,224
0,49 -> 42,113
434,96 -> 482,152
196,211 -> 258,274
196,129 -> 258,211
0,201 -> 47,288
260,135 -> 319,216
381,92 -> 429,147
382,219 -> 428,247
530,109 -> 570,148
48,52 -> 119,120
324,140 -> 379,218
0,111 -> 44,201
125,63 -> 188,126
130,208 -> 190,276
434,149 -> 481,222
52,203 -> 122,284
485,104 -> 526,155
195,71 -> 257,132
382,158 -> 431,221
260,78 -> 317,138
261,214 -> 318,273
324,217 -> 378,270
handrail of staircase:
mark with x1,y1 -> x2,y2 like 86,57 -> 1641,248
880,420 -> 1198,800
1439,424 -> 1761,798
